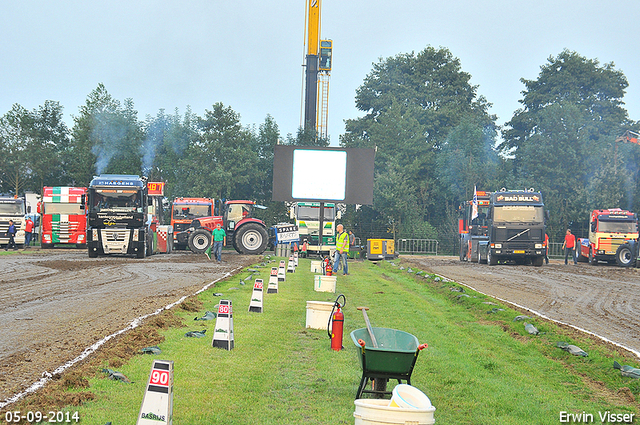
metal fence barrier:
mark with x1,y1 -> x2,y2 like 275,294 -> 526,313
548,242 -> 565,258
396,239 -> 439,255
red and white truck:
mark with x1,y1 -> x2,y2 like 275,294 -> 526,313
39,186 -> 88,248
575,209 -> 638,265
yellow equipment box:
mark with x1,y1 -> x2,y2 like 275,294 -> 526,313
367,239 -> 395,261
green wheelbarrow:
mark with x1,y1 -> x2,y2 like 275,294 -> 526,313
351,327 -> 428,399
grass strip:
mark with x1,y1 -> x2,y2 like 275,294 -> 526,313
6,258 -> 640,424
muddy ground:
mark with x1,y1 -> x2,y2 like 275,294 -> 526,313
0,248 -> 255,404
405,255 -> 640,357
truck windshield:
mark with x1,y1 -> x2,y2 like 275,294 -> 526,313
44,203 -> 83,214
172,204 -> 211,219
493,205 -> 544,224
297,206 -> 336,221
91,189 -> 142,213
598,220 -> 637,233
0,202 -> 26,215
471,206 -> 490,226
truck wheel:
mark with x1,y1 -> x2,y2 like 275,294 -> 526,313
188,228 -> 212,254
477,249 -> 485,264
88,247 -> 98,258
532,256 -> 544,267
588,248 -> 598,265
487,249 -> 497,266
616,244 -> 635,267
234,223 -> 268,255
137,241 -> 146,258
575,245 -> 587,262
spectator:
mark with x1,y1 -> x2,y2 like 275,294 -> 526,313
5,220 -> 17,251
24,216 -> 34,248
333,224 -> 350,275
561,229 -> 577,265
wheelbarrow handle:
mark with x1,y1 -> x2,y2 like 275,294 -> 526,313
418,343 -> 428,351
357,306 -> 378,348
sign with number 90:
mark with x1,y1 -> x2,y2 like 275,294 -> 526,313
150,369 -> 169,386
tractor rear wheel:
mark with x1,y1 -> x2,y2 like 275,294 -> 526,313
188,228 -> 212,254
234,223 -> 268,255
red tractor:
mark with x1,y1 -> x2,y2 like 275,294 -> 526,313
175,200 -> 269,255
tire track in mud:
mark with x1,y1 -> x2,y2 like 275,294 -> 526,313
0,250 -> 255,402
405,256 -> 640,357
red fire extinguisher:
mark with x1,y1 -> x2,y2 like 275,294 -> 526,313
323,257 -> 333,276
328,294 -> 346,351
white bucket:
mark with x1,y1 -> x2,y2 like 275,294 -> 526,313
354,398 -> 435,425
305,301 -> 334,330
389,384 -> 432,409
314,275 -> 336,293
310,260 -> 323,273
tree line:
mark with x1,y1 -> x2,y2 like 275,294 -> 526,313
1,48 -> 638,247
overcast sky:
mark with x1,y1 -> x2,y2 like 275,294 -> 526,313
1,1 -> 639,146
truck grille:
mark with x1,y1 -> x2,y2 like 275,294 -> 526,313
100,229 -> 130,254
52,220 -> 80,240
495,228 -> 543,242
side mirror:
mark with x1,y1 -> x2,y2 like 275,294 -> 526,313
591,222 -> 597,232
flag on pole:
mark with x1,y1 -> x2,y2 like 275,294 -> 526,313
471,186 -> 479,221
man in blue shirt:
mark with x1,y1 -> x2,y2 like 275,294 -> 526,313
5,220 -> 17,251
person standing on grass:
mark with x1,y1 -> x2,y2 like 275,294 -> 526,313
561,229 -> 577,265
333,224 -> 350,275
205,222 -> 226,262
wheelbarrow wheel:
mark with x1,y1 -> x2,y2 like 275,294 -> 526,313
373,378 -> 388,398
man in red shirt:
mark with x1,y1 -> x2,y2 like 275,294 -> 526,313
544,233 -> 550,264
24,216 -> 34,248
561,229 -> 577,265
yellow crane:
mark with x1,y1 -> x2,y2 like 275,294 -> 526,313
303,0 -> 332,139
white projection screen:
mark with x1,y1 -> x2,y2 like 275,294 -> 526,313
291,149 -> 347,200
272,145 -> 375,205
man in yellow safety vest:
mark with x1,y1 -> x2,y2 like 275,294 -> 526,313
334,224 -> 350,275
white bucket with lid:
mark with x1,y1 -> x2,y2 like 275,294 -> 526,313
305,301 -> 334,330
389,384 -> 432,409
310,260 -> 323,273
354,398 -> 435,425
314,275 -> 336,293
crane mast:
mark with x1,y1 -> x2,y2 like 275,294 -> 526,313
304,0 -> 321,132
304,0 -> 332,138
